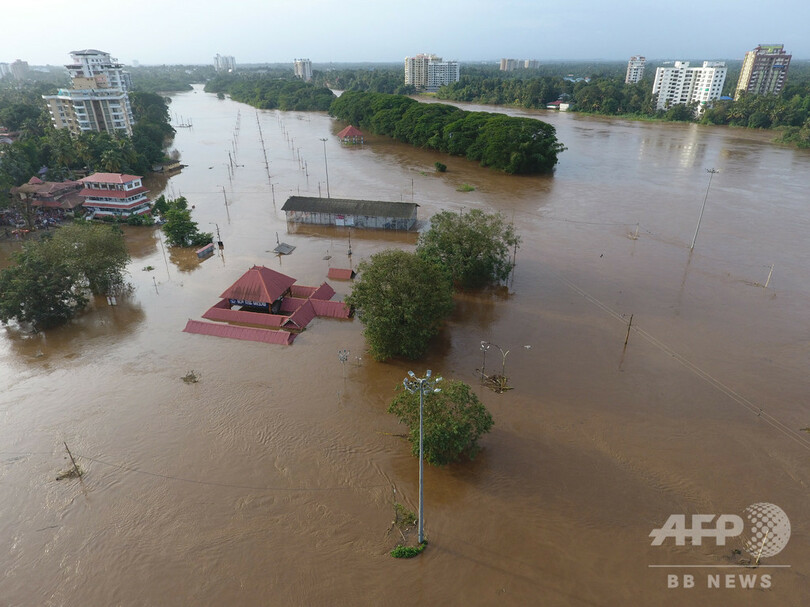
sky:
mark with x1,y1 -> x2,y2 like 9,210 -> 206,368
4,0 -> 810,66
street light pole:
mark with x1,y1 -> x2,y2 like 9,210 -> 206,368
690,168 -> 719,251
319,137 -> 330,198
480,341 -> 490,384
403,369 -> 442,544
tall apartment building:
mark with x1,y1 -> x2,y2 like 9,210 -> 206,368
214,54 -> 236,72
500,58 -> 518,71
294,58 -> 312,82
735,44 -> 791,100
42,50 -> 135,136
625,56 -> 646,84
524,59 -> 540,69
0,63 -> 10,79
405,54 -> 459,91
652,61 -> 727,113
10,60 -> 29,80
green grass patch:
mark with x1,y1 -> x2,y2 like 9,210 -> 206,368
391,541 -> 428,558
456,183 -> 475,192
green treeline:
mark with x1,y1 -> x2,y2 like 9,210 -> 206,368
128,65 -> 217,93
433,63 -> 810,148
204,74 -> 335,110
1,89 -> 174,201
313,68 -> 415,95
329,91 -> 565,174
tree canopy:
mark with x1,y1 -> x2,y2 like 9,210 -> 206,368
0,223 -> 130,331
329,91 -> 565,174
417,209 -> 520,289
204,74 -> 335,111
388,380 -> 494,465
159,196 -> 212,247
345,250 -> 454,361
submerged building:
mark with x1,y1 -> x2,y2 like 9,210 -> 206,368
78,173 -> 150,218
281,197 -> 418,230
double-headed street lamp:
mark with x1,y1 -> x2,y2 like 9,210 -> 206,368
403,369 -> 442,544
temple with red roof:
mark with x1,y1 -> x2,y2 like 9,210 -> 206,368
337,125 -> 364,144
183,265 -> 352,345
79,172 -> 151,218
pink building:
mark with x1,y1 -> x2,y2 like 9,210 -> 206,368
79,172 -> 151,218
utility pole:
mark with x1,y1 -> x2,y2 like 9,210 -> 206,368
691,168 -> 719,251
319,137 -> 331,198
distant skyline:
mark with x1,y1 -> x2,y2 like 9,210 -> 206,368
4,0 -> 810,66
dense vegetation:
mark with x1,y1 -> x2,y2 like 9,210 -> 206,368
0,86 -> 174,205
388,380 -> 494,465
347,210 -> 521,360
345,249 -> 454,361
330,91 -> 565,174
313,67 -> 415,95
128,65 -> 216,93
0,223 -> 130,331
433,61 -> 810,147
155,195 -> 212,247
204,74 -> 335,110
417,209 -> 519,289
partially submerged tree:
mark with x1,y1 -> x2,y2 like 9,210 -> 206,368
0,223 -> 129,331
160,196 -> 212,247
417,209 -> 520,289
388,380 -> 494,465
345,249 -> 453,361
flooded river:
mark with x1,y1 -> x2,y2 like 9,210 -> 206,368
1,85 -> 808,606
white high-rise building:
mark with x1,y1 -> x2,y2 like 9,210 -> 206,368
0,63 -> 10,78
42,50 -> 135,136
652,61 -> 727,113
405,54 -> 459,91
294,58 -> 312,82
625,56 -> 646,84
214,54 -> 236,72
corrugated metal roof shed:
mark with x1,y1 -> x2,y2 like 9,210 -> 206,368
281,196 -> 418,219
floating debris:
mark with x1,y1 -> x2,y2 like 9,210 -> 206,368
181,370 -> 200,384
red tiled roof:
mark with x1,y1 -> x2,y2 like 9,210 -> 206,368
80,172 -> 142,184
203,300 -> 286,327
183,320 -> 295,345
285,299 -> 316,328
327,268 -> 355,280
27,176 -> 44,185
337,125 -> 363,139
80,186 -> 149,199
310,282 -> 336,301
309,300 -> 352,319
219,265 -> 296,303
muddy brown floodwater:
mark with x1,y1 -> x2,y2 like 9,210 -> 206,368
1,85 -> 809,606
